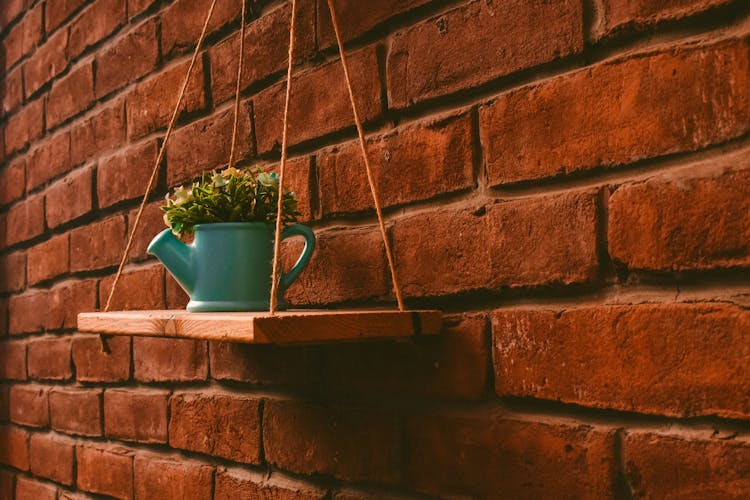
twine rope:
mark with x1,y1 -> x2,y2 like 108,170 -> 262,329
268,0 -> 298,314
103,0 -> 219,314
227,0 -> 247,168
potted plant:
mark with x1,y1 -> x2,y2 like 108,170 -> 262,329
148,166 -> 315,312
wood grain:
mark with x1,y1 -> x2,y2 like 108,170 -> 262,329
77,309 -> 442,344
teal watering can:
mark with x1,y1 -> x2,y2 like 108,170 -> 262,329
147,222 -> 315,312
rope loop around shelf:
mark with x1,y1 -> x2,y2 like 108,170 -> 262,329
104,0 -> 406,333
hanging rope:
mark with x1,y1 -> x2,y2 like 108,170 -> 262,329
106,0 -> 407,321
322,0 -> 406,311
103,0 -> 219,314
268,0 -> 298,314
227,0 -> 247,167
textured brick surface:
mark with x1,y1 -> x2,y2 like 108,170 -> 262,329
392,191 -> 600,297
9,385 -> 49,428
493,303 -> 750,419
49,388 -> 102,436
480,39 -> 750,186
29,433 -> 75,485
254,44 -> 382,154
623,431 -> 750,498
134,455 -> 214,500
264,400 -> 400,483
318,112 -> 475,215
169,392 -> 261,463
388,0 -> 583,108
76,444 -> 133,500
609,156 -> 750,272
406,414 -> 615,498
104,389 -> 168,443
215,467 -> 326,500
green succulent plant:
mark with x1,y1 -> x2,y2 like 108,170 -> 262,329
162,166 -> 300,236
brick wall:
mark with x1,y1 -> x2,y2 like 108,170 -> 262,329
1,0 -> 750,497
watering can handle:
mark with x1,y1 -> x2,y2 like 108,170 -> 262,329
278,224 -> 316,294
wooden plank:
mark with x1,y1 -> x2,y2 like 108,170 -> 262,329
77,309 -> 442,345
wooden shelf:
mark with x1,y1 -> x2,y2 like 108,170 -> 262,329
77,309 -> 442,345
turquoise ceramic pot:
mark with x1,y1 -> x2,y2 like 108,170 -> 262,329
147,222 -> 315,312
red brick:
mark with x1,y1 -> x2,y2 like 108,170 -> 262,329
0,251 -> 26,293
26,131 -> 71,190
126,57 -> 206,139
45,166 -> 93,227
104,389 -> 168,443
15,476 -> 56,500
0,470 -> 14,499
324,314 -> 488,400
494,302 -> 750,419
0,159 -> 25,206
99,265 -> 165,310
6,194 -> 44,245
317,0 -> 430,49
0,340 -> 26,380
47,279 -> 97,330
72,335 -> 131,382
97,140 -> 158,208
0,0 -> 24,29
610,157 -> 750,272
24,28 -> 69,97
3,4 -> 43,70
408,414 -> 614,498
393,190 -> 599,297
264,400 -> 400,483
69,215 -> 125,272
127,200 -> 166,261
96,19 -> 159,98
76,444 -> 133,500
624,431 -> 750,498
209,1 -> 315,105
47,62 -> 95,129
9,290 -> 47,335
28,337 -> 72,381
169,391 -> 261,463
46,0 -> 88,33
595,0 -> 734,40
2,66 -> 23,113
319,112 -> 474,215
2,22 -> 25,70
255,44 -> 381,154
9,385 -> 49,428
165,273 -> 189,309
134,454 -> 214,500
5,97 -> 44,154
0,385 -> 8,421
27,234 -> 69,285
128,0 -> 158,18
210,341 -> 320,388
21,3 -> 43,55
0,299 -> 6,336
215,467 -> 326,500
388,0 -> 582,108
70,99 -> 126,165
160,0 -> 241,57
133,337 -> 206,382
166,105 -> 253,185
0,424 -> 29,470
0,212 -> 6,249
29,433 -> 75,485
69,0 -> 126,59
481,38 -> 750,186
49,388 -> 102,436
284,227 -> 388,306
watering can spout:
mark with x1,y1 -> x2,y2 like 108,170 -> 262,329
147,229 -> 195,293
